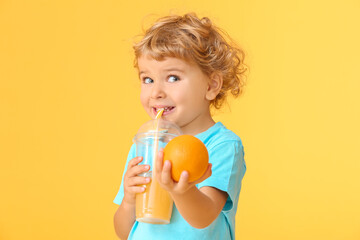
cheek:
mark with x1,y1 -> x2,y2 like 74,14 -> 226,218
177,86 -> 205,105
139,90 -> 148,108
171,89 -> 188,106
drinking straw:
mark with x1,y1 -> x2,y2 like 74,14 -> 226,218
152,108 -> 164,178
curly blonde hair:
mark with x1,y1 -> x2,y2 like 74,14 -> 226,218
133,13 -> 247,109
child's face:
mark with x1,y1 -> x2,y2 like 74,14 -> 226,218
138,55 -> 214,135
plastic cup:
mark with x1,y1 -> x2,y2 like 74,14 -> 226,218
134,119 -> 182,224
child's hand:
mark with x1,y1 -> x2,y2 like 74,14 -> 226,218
122,156 -> 151,205
155,149 -> 212,195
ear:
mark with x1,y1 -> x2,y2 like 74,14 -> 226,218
206,72 -> 223,101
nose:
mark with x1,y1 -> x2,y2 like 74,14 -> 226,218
151,81 -> 166,99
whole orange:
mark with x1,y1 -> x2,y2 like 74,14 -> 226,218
163,135 -> 209,182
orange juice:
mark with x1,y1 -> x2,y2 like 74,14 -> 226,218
136,173 -> 173,224
133,119 -> 182,224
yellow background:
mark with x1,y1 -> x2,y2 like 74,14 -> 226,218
1,0 -> 359,239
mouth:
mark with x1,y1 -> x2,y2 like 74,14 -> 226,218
152,106 -> 175,116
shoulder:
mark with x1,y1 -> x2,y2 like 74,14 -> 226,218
127,143 -> 137,158
197,122 -> 243,151
124,143 -> 137,166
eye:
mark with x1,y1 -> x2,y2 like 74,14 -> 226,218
142,77 -> 153,84
168,75 -> 180,83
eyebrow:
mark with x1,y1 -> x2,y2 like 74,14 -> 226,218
164,68 -> 185,73
139,68 -> 185,75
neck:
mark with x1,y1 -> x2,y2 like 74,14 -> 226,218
180,116 -> 216,136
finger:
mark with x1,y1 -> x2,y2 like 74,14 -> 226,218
155,149 -> 164,175
128,156 -> 143,168
128,176 -> 151,187
133,163 -> 151,175
177,170 -> 190,189
126,165 -> 150,180
161,160 -> 173,185
128,185 -> 147,194
193,163 -> 212,185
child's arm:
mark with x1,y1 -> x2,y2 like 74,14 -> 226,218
171,183 -> 228,229
114,157 -> 150,239
155,150 -> 228,229
114,201 -> 136,239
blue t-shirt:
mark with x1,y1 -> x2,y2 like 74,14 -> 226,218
113,122 -> 246,240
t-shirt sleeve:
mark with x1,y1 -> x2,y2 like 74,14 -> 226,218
197,140 -> 246,211
113,144 -> 137,205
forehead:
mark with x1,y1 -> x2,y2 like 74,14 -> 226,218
137,55 -> 194,72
